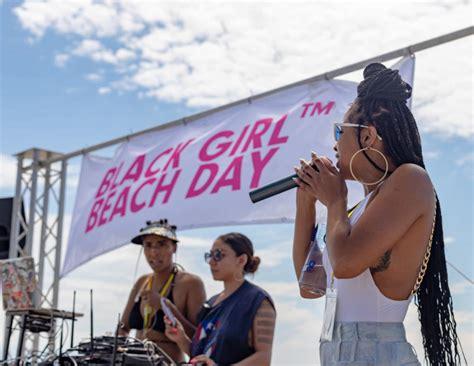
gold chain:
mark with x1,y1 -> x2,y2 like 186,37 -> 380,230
411,201 -> 437,295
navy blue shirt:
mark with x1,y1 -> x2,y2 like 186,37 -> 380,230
191,280 -> 274,365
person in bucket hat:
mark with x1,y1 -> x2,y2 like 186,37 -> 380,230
119,219 -> 206,363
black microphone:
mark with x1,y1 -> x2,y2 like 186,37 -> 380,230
249,163 -> 318,203
249,173 -> 298,203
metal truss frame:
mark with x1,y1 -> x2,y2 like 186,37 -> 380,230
3,149 -> 66,362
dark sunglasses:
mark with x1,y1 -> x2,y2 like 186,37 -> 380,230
204,249 -> 226,263
333,123 -> 382,142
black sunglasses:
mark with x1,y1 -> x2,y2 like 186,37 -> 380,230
204,249 -> 226,263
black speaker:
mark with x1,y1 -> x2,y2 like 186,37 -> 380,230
0,197 -> 26,259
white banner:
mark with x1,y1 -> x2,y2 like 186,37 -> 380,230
62,57 -> 414,276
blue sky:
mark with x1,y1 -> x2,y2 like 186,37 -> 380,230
1,1 -> 473,364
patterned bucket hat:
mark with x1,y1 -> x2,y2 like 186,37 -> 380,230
131,219 -> 178,244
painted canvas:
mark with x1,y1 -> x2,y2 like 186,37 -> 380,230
0,257 -> 37,310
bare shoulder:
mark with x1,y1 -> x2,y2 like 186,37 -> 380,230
175,271 -> 204,290
253,299 -> 276,327
391,163 -> 430,179
256,299 -> 276,315
136,273 -> 150,285
131,274 -> 150,294
382,163 -> 434,204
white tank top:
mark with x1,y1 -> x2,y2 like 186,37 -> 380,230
322,191 -> 412,322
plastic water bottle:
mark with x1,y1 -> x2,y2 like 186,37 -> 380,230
298,222 -> 327,295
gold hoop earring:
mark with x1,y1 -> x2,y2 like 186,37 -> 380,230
349,146 -> 389,186
233,271 -> 245,282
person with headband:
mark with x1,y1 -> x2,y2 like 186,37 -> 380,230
119,219 -> 206,363
164,232 -> 276,366
293,63 -> 463,365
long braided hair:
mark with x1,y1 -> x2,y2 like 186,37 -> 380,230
349,63 -> 463,365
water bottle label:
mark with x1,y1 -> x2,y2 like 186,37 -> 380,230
303,258 -> 316,273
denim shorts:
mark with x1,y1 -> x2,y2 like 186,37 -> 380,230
319,322 -> 420,365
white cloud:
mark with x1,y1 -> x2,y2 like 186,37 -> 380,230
115,48 -> 135,62
451,281 -> 472,296
256,280 -> 300,298
0,153 -> 17,190
13,1 -> 120,39
66,162 -> 81,189
445,236 -> 455,245
12,1 -> 473,138
98,86 -> 111,95
257,240 -> 292,268
456,152 -> 474,166
73,39 -> 103,56
271,299 -> 324,365
179,235 -> 211,248
85,72 -> 102,82
424,150 -> 440,160
72,39 -> 118,64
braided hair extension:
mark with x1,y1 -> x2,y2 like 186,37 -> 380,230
348,63 -> 463,365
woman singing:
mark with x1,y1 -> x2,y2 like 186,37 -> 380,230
119,219 -> 206,363
164,232 -> 276,366
293,63 -> 463,365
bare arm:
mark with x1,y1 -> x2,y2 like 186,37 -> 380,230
169,275 -> 206,338
235,299 -> 276,366
325,164 -> 434,278
185,276 -> 206,326
293,156 -> 335,299
293,193 -> 320,299
119,275 -> 147,336
164,316 -> 193,356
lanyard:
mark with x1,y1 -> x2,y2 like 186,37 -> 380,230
144,270 -> 176,296
143,271 -> 176,329
158,272 -> 175,297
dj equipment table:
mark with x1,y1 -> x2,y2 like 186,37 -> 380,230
3,308 -> 83,365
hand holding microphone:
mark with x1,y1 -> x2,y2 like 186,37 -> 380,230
294,153 -> 347,207
249,152 -> 335,203
293,156 -> 320,207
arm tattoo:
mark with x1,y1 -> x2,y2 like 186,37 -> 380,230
256,337 -> 273,344
255,311 -> 274,318
257,328 -> 274,336
371,250 -> 392,273
256,320 -> 274,327
253,301 -> 276,348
